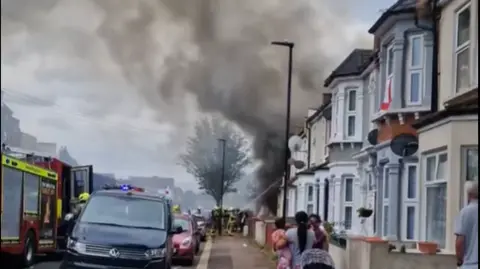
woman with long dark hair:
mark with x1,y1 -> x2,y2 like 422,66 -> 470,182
309,214 -> 329,251
285,211 -> 315,269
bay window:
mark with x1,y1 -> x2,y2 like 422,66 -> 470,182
406,35 -> 424,105
343,178 -> 354,230
382,167 -> 389,237
402,164 -> 419,241
345,88 -> 357,138
455,4 -> 472,93
423,152 -> 447,248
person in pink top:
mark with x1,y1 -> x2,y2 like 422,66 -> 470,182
271,218 -> 292,269
309,214 -> 329,251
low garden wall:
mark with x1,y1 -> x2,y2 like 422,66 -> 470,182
245,218 -> 458,269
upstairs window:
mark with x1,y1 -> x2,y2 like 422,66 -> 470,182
386,44 -> 394,81
345,88 -> 357,138
455,4 -> 471,93
324,119 -> 331,158
382,44 -> 394,112
406,35 -> 424,105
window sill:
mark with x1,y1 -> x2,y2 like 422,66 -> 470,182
328,139 -> 363,145
372,106 -> 431,122
444,87 -> 478,108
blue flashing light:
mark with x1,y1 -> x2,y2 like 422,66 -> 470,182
103,184 -> 144,192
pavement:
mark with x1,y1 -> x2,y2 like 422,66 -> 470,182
32,236 -> 273,269
206,236 -> 274,269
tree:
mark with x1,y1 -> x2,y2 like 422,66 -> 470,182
180,117 -> 250,205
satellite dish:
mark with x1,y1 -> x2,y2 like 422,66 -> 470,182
288,135 -> 303,152
367,129 -> 379,145
293,160 -> 306,169
390,133 -> 419,157
287,158 -> 305,169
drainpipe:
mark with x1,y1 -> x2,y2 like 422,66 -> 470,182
414,0 -> 439,112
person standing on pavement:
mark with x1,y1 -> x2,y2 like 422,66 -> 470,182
309,214 -> 329,251
286,211 -> 315,269
272,218 -> 292,269
455,181 -> 478,268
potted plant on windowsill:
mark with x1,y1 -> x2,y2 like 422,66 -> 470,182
357,207 -> 373,218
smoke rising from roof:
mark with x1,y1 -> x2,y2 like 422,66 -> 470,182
1,0 -> 371,212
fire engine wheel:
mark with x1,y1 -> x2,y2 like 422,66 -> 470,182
22,231 -> 36,267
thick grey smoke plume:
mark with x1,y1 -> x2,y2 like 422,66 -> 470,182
2,0 -> 371,212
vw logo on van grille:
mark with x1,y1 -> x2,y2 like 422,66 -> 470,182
109,248 -> 120,258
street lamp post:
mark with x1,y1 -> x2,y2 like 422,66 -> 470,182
217,138 -> 226,236
271,41 -> 294,222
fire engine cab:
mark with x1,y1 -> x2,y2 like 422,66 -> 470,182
0,146 -> 94,267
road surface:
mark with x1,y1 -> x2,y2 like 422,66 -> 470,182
33,243 -> 207,269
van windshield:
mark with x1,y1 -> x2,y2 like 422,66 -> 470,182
79,195 -> 166,230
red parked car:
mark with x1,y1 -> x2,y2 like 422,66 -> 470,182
172,215 -> 199,265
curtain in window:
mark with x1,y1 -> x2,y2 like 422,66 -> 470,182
425,183 -> 447,248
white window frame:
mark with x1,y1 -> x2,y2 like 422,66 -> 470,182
328,182 -> 335,222
343,177 -> 354,230
406,34 -> 424,106
382,167 -> 389,237
461,146 -> 478,206
324,118 -> 331,159
367,69 -> 377,129
401,163 -> 419,241
345,88 -> 357,138
306,184 -> 315,214
454,3 -> 473,94
383,43 -> 394,112
369,85 -> 376,130
421,152 -> 448,248
332,93 -> 339,139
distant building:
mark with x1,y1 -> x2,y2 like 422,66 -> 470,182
58,146 -> 79,166
1,97 -> 22,147
93,173 -> 117,191
36,142 -> 57,156
99,173 -> 116,179
20,132 -> 38,151
121,176 -> 175,191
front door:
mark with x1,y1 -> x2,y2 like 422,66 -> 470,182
70,165 -> 93,205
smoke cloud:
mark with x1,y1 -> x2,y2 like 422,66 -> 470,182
1,0 -> 371,212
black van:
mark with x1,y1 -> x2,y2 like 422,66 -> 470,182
60,188 -> 180,269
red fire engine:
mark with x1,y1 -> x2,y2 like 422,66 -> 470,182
1,146 -> 93,267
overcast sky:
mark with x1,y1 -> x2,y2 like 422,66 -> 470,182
1,0 -> 395,191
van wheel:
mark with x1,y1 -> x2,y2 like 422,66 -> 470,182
22,231 -> 36,267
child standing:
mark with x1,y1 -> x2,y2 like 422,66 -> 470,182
271,218 -> 292,269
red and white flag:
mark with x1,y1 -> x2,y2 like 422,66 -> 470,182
381,78 -> 392,111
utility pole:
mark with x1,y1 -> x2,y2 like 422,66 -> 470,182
218,138 -> 226,236
271,41 -> 294,222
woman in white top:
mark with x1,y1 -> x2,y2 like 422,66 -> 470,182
285,211 -> 315,269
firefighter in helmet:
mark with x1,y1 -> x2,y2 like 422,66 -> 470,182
172,204 -> 181,214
